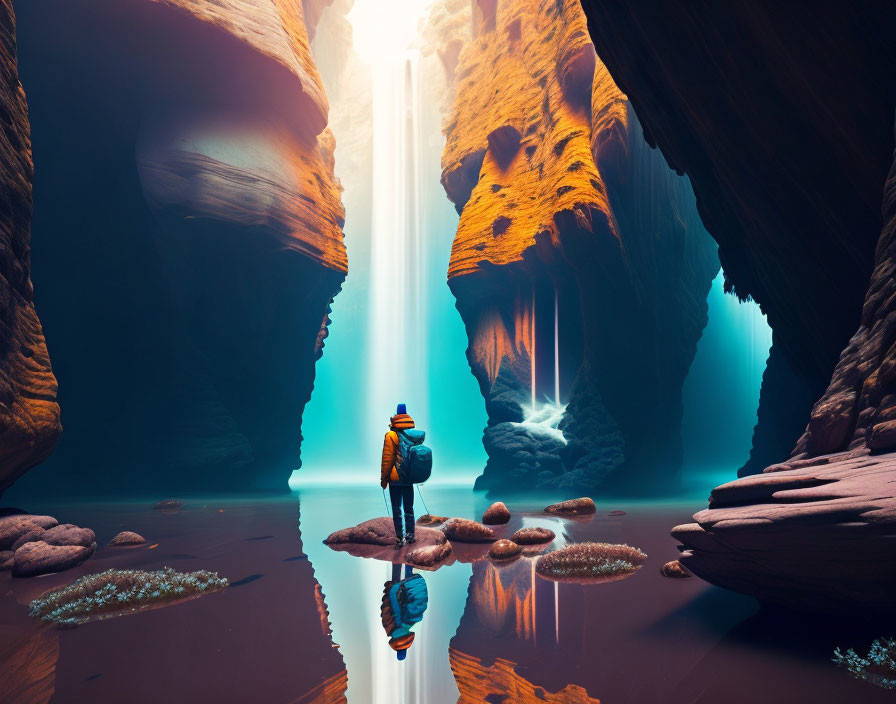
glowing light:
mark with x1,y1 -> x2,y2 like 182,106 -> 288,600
347,0 -> 435,65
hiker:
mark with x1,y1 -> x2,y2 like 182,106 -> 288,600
380,562 -> 428,661
381,403 -> 417,547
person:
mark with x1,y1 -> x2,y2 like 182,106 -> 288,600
381,402 -> 416,547
380,562 -> 428,661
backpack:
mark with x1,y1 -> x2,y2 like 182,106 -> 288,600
396,429 -> 432,484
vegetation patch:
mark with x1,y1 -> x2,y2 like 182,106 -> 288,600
29,567 -> 228,625
833,638 -> 896,690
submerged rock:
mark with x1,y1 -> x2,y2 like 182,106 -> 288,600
153,499 -> 183,511
416,514 -> 449,526
29,567 -> 228,625
108,531 -> 146,546
0,515 -> 58,550
13,541 -> 96,578
406,541 -> 453,569
481,502 -> 511,525
488,539 -> 522,561
544,498 -> 596,516
41,524 -> 95,548
510,527 -> 555,545
536,542 -> 646,583
441,518 -> 497,543
660,560 -> 691,578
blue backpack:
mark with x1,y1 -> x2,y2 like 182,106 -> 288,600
397,429 -> 433,484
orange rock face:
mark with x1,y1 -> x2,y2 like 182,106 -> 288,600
441,0 -> 717,491
0,0 -> 61,496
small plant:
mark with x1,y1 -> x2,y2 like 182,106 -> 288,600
29,567 -> 228,625
833,638 -> 896,690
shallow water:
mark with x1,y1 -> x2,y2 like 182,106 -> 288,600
0,487 -> 892,704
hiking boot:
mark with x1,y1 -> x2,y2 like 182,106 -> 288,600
404,534 -> 416,544
393,538 -> 405,549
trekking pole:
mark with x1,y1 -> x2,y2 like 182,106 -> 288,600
416,484 -> 430,517
382,487 -> 391,516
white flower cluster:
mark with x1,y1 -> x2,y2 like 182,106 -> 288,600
29,567 -> 229,625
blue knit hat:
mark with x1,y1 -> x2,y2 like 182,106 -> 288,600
396,403 -> 407,415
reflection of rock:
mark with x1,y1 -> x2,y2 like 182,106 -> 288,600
482,501 -> 511,524
660,560 -> 691,579
673,453 -> 896,612
108,531 -> 146,546
511,527 -> 555,545
450,647 -> 600,704
0,627 -> 59,704
0,514 -> 57,549
13,540 -> 96,578
0,0 -> 61,497
544,497 -> 595,516
489,539 -> 522,561
535,542 -> 645,583
442,518 -> 497,543
406,541 -> 454,570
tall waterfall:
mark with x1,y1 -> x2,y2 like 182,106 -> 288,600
366,50 -> 428,459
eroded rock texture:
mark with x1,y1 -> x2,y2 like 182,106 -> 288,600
0,0 -> 60,497
442,0 -> 718,492
579,1 -> 896,475
11,0 -> 346,495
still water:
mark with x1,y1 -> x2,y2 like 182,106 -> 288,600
0,486 -> 891,703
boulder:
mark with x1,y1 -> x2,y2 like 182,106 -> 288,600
441,518 -> 497,543
108,531 -> 146,546
41,524 -> 95,548
416,514 -> 449,526
481,502 -> 511,525
608,510 -> 626,516
325,517 -> 446,547
0,550 -> 13,570
544,497 -> 596,516
406,541 -> 453,569
660,560 -> 691,578
510,527 -> 555,545
10,529 -> 44,551
0,515 -> 58,550
153,499 -> 183,510
488,539 -> 522,561
12,541 -> 96,578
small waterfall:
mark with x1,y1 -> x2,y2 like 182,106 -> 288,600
531,281 -> 537,410
553,285 -> 560,404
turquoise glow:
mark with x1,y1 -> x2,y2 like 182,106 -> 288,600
681,271 -> 772,484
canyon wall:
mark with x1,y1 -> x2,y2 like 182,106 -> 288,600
578,1 -> 896,610
442,0 -> 718,492
7,0 -> 346,495
0,0 -> 60,497
580,0 -> 896,475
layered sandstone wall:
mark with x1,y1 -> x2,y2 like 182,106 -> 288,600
442,0 -> 718,491
0,0 -> 60,497
8,0 -> 345,495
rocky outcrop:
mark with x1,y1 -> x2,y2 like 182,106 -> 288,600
10,0 -> 346,495
13,540 -> 96,578
441,0 -> 718,493
108,531 -> 146,546
0,513 -> 57,549
324,517 -> 446,548
544,497 -> 595,516
442,518 -> 497,543
488,539 -> 522,561
510,526 -> 554,545
0,0 -> 60,497
673,453 -> 896,612
579,1 -> 896,474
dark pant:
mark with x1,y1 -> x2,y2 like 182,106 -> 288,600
388,484 -> 415,539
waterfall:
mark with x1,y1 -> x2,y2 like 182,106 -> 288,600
554,285 -> 560,404
362,21 -> 428,462
531,282 -> 537,410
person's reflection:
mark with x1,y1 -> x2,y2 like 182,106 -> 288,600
380,563 -> 428,661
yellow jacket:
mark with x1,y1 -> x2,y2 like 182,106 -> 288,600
381,413 -> 416,486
